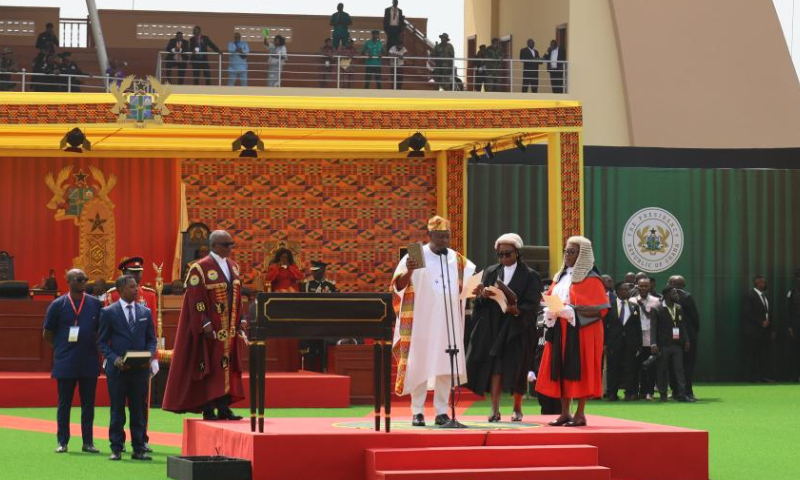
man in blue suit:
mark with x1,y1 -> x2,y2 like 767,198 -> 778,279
97,275 -> 157,461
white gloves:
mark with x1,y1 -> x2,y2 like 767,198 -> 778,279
150,358 -> 160,377
527,370 -> 537,382
542,305 -> 576,326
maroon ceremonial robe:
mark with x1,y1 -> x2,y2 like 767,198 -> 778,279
162,255 -> 246,413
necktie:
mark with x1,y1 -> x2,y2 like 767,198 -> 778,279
126,305 -> 135,330
618,301 -> 625,324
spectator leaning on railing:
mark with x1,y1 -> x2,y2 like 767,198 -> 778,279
387,40 -> 407,89
473,44 -> 488,92
319,38 -> 336,88
164,32 -> 189,85
227,32 -> 250,87
58,52 -> 90,92
189,25 -> 221,86
338,39 -> 357,89
0,47 -> 20,91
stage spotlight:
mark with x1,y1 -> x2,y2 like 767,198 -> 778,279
60,128 -> 91,153
399,132 -> 429,158
469,147 -> 482,163
484,142 -> 494,159
233,131 -> 264,158
514,137 -> 527,151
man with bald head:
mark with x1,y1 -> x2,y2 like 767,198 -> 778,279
669,275 -> 699,400
43,268 -> 103,453
163,230 -> 247,420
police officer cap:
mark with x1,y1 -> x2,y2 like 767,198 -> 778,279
310,261 -> 328,271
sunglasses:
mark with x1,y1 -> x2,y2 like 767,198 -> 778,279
217,242 -> 236,248
563,249 -> 578,255
496,250 -> 515,258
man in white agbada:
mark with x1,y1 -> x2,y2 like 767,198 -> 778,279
392,215 -> 476,427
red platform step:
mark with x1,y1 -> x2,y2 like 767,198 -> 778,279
367,445 -> 608,480
376,466 -> 610,480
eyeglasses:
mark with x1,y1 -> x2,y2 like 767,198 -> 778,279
217,242 -> 236,248
496,250 -> 515,258
563,249 -> 578,256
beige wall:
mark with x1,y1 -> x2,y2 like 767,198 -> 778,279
0,7 -> 60,47
464,0 -> 493,57
610,0 -> 800,147
568,0 -> 630,146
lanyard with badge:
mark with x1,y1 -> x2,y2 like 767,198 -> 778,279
68,293 -> 86,342
667,304 -> 680,340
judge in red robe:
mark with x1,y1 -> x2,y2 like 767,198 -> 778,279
536,236 -> 609,427
162,230 -> 246,420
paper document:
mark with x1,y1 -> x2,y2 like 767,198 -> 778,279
542,294 -> 565,312
460,270 -> 484,300
485,286 -> 508,313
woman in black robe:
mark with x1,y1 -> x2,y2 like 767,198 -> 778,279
466,233 -> 542,422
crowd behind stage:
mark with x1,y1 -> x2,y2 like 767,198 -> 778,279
0,1 -> 567,93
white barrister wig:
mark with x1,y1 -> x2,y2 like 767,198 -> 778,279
557,235 -> 596,283
494,233 -> 524,250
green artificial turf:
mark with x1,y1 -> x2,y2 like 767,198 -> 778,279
0,427 -> 179,480
465,383 -> 800,480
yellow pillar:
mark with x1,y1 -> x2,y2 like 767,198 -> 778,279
546,133 -> 563,278
547,131 -> 585,278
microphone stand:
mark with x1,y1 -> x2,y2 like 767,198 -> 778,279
437,249 -> 467,429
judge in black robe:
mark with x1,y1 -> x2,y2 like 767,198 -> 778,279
466,233 -> 541,422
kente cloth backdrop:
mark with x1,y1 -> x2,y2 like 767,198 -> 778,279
0,157 -> 180,286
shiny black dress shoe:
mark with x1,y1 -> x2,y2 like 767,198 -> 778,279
411,414 -> 426,427
434,414 -> 451,426
202,411 -> 219,421
511,411 -> 523,422
55,444 -> 68,453
131,452 -> 153,461
218,409 -> 243,421
488,412 -> 501,422
82,444 -> 99,453
548,415 -> 573,426
565,417 -> 587,427
109,451 -> 122,461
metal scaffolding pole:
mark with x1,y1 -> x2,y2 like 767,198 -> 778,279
85,0 -> 109,77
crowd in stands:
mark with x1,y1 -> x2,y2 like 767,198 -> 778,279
0,22 -> 128,92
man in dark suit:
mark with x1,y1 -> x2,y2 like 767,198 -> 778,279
35,22 -> 58,54
786,270 -> 800,383
383,0 -> 404,51
164,31 -> 189,85
545,39 -> 566,93
519,39 -> 541,93
604,282 -> 642,401
669,275 -> 699,400
189,25 -> 221,86
653,287 -> 693,402
745,275 -> 775,382
97,275 -> 157,461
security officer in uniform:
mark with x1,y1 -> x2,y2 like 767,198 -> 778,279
304,261 -> 337,293
301,261 -> 338,372
105,257 -> 157,452
787,269 -> 800,382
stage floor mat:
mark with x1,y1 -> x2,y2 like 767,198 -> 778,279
182,415 -> 708,480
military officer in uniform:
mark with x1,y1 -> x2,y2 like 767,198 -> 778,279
304,261 -> 337,293
104,256 -> 157,453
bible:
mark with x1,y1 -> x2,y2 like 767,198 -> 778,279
123,350 -> 151,369
406,242 -> 426,268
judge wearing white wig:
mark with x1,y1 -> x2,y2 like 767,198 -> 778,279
536,236 -> 609,427
466,233 -> 542,422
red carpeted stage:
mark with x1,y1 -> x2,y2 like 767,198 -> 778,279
0,371 -> 349,408
181,415 -> 708,480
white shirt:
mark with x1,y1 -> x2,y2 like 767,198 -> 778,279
637,294 -> 656,346
209,250 -> 231,281
119,298 -> 136,323
501,263 -> 517,285
754,288 -> 769,310
549,47 -> 559,69
551,267 -> 573,305
390,7 -> 400,26
617,298 -> 630,326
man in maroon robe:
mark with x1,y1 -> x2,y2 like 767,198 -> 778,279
162,230 -> 246,420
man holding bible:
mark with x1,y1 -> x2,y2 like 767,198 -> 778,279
97,275 -> 157,461
391,215 -> 475,427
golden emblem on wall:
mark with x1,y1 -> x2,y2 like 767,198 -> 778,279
110,75 -> 172,126
44,165 -> 117,279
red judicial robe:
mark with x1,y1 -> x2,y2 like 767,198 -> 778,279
162,255 -> 246,413
536,272 -> 609,399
